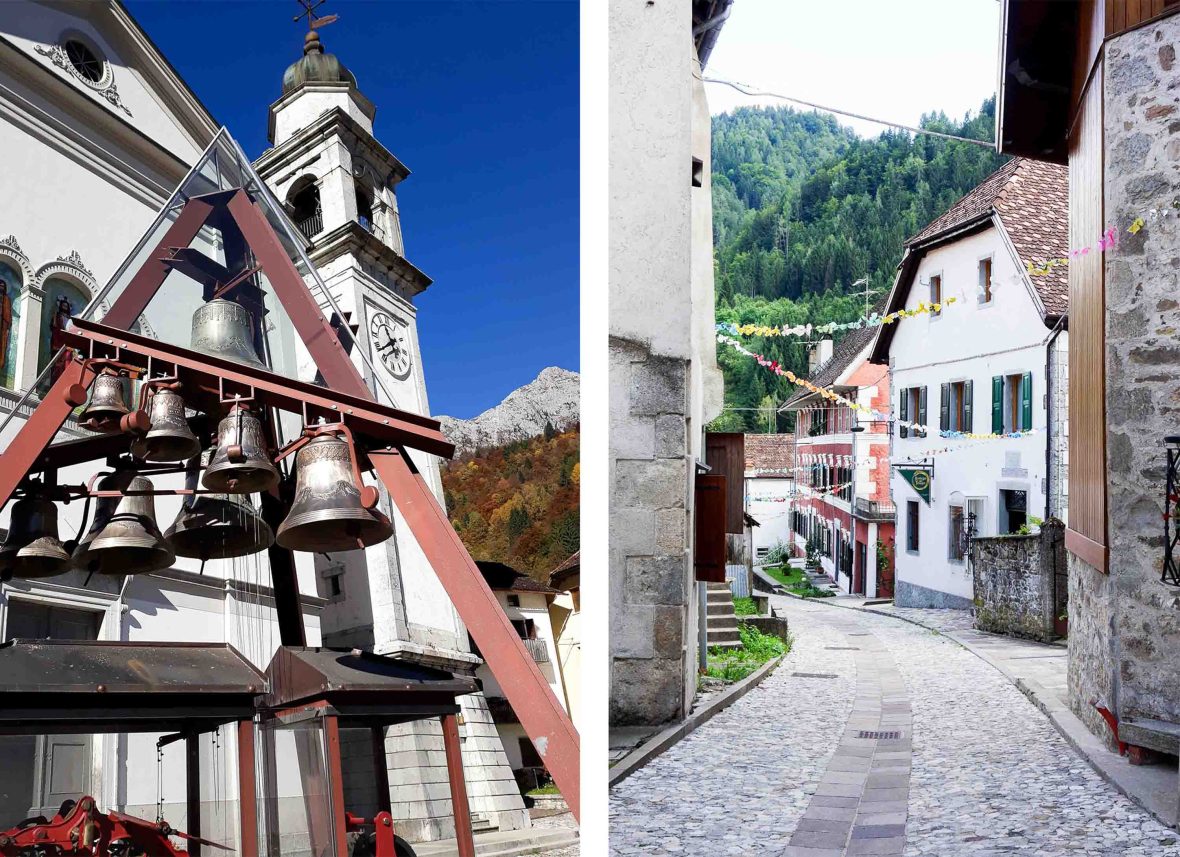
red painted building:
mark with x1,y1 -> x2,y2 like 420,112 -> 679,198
782,327 -> 896,597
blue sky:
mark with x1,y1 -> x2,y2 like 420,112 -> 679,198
125,0 -> 579,419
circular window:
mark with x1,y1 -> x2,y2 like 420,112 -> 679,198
64,40 -> 104,83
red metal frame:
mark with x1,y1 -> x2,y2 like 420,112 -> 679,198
0,187 -> 579,821
442,713 -> 476,857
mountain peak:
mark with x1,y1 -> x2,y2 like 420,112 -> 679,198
437,367 -> 579,454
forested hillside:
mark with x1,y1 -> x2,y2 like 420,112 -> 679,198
442,426 -> 579,581
711,99 -> 1007,432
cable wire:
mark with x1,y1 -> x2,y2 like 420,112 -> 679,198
700,75 -> 997,149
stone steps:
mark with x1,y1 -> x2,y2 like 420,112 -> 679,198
705,583 -> 742,649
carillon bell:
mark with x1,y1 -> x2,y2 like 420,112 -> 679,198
191,299 -> 266,369
0,496 -> 70,579
202,405 -> 278,494
130,388 -> 201,462
78,372 -> 130,433
166,453 -> 274,561
276,433 -> 392,553
71,472 -> 175,575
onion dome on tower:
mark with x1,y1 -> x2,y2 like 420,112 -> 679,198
281,29 -> 358,94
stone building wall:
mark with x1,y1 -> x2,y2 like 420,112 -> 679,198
1070,14 -> 1180,746
971,521 -> 1064,643
609,338 -> 693,725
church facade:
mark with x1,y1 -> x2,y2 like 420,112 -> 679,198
0,0 -> 524,846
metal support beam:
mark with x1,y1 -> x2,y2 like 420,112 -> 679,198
238,720 -> 258,857
186,732 -> 201,857
372,725 -> 392,815
373,449 -> 581,818
442,713 -> 476,857
323,713 -> 349,857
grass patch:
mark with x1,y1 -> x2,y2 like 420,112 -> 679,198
705,623 -> 789,682
526,783 -> 561,796
763,564 -> 834,598
732,596 -> 758,616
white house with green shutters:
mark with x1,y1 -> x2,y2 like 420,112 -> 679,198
868,158 -> 1069,609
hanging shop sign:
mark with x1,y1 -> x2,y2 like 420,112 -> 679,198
897,466 -> 932,505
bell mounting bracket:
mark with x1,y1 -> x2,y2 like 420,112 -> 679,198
0,185 -> 579,820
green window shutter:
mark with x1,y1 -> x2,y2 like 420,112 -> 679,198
992,376 -> 1003,433
918,386 -> 928,437
939,383 -> 950,432
899,390 -> 909,439
1021,371 -> 1033,431
963,380 -> 973,432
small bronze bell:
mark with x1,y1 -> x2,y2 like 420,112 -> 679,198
202,405 -> 279,494
0,496 -> 70,579
72,472 -> 175,575
166,453 -> 274,561
79,372 -> 131,433
130,388 -> 201,462
276,433 -> 392,553
191,299 -> 266,369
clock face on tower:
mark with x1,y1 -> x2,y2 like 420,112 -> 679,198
369,311 -> 413,379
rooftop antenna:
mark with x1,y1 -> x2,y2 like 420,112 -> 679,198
294,0 -> 338,31
851,276 -> 879,320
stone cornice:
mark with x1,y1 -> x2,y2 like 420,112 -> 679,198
266,82 -> 377,146
256,106 -> 409,185
310,222 -> 432,297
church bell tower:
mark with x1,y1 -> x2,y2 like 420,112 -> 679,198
254,24 -> 529,842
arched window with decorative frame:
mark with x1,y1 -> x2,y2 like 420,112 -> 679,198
36,277 -> 89,394
0,261 -> 23,391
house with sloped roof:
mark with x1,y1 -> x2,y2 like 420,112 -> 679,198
868,157 -> 1069,609
743,433 -> 796,563
780,320 -> 896,598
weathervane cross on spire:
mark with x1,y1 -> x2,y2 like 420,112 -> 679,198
294,0 -> 338,31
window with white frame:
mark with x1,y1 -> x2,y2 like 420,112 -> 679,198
949,504 -> 965,562
940,380 -> 973,432
929,274 -> 942,315
898,386 -> 927,438
978,257 -> 993,304
991,372 -> 1033,433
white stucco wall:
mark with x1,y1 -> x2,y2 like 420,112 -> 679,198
746,476 -> 793,559
888,225 -> 1053,607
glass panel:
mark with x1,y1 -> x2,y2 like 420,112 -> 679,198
259,717 -> 338,857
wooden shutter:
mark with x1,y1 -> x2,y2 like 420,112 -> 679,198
991,376 -> 1003,433
705,432 -> 745,534
694,474 -> 727,582
1020,371 -> 1033,431
963,380 -> 973,432
939,383 -> 950,431
918,386 -> 928,437
899,390 -> 909,439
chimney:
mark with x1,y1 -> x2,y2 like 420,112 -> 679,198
809,338 -> 834,375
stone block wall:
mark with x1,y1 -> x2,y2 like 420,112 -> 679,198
1069,15 -> 1180,748
971,520 -> 1064,642
1048,330 -> 1069,522
609,335 -> 695,726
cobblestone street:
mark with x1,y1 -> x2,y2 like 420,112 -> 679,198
609,597 -> 1180,856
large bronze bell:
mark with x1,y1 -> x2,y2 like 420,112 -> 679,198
130,388 -> 201,462
79,372 -> 130,433
72,472 -> 175,575
0,496 -> 70,579
166,453 -> 274,561
276,434 -> 392,553
191,299 -> 266,369
202,405 -> 278,494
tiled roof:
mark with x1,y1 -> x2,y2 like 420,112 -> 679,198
744,433 -> 795,474
475,561 -> 559,594
907,158 -> 1069,315
783,315 -> 879,408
